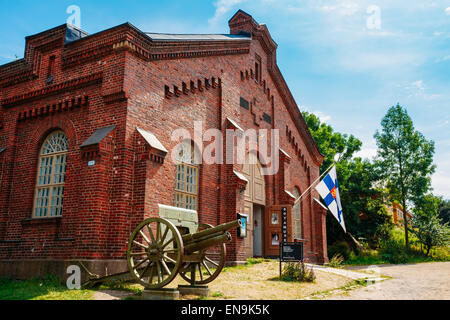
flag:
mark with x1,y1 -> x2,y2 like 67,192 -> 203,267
315,165 -> 346,232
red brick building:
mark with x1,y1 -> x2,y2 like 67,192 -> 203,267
0,10 -> 327,279
392,202 -> 412,226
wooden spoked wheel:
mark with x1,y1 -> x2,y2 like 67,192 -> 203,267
127,217 -> 183,289
179,223 -> 226,285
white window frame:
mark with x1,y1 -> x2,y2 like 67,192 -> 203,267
32,131 -> 68,218
174,140 -> 199,211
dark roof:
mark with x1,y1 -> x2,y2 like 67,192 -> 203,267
145,33 -> 251,42
80,125 -> 115,147
65,24 -> 89,44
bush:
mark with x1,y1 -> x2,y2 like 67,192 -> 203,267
379,239 -> 409,264
328,254 -> 344,268
328,241 -> 352,260
281,262 -> 316,283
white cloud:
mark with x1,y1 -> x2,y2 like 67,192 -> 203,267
445,7 -> 450,15
315,111 -> 332,123
404,80 -> 441,100
432,171 -> 450,198
412,80 -> 425,91
209,0 -> 246,27
320,1 -> 360,16
436,55 -> 450,62
354,148 -> 377,160
337,52 -> 422,72
300,106 -> 332,123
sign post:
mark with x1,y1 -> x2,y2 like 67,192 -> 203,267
279,207 -> 304,279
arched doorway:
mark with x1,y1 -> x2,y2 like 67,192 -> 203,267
242,153 -> 266,257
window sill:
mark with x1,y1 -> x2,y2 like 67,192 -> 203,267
21,217 -> 62,226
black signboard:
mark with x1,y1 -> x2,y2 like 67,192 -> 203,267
280,242 -> 304,262
279,241 -> 304,279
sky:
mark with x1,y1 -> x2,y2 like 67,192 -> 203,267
1,0 -> 449,198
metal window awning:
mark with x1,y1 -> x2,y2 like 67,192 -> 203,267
81,125 -> 116,147
233,170 -> 249,183
136,127 -> 168,153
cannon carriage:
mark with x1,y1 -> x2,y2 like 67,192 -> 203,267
83,205 -> 240,289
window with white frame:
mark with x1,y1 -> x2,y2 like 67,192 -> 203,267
292,187 -> 302,240
33,131 -> 68,218
174,140 -> 199,210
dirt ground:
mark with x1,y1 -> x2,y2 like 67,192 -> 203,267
93,261 -> 353,300
325,262 -> 450,300
199,262 -> 351,300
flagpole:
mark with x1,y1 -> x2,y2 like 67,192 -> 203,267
293,161 -> 336,206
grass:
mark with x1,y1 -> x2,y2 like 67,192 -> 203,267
96,281 -> 144,295
341,227 -> 450,266
222,257 -> 272,273
0,276 -> 95,300
0,256 -> 408,300
308,279 -> 368,300
344,244 -> 450,266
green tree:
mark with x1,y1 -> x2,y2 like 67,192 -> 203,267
303,112 -> 391,248
302,111 -> 361,174
438,199 -> 450,225
413,194 -> 450,255
412,214 -> 450,256
374,104 -> 436,248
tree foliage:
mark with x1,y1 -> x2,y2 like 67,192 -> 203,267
412,194 -> 450,255
374,104 -> 435,247
438,199 -> 450,225
302,111 -> 362,174
412,215 -> 450,256
302,112 -> 391,247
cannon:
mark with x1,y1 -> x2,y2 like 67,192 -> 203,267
126,217 -> 240,289
82,205 -> 240,290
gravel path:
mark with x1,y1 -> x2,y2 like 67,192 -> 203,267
325,262 -> 450,300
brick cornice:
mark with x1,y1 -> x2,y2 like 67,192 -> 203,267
1,72 -> 102,107
61,23 -> 250,69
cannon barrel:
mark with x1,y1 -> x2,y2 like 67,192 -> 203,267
184,231 -> 232,254
182,219 -> 241,244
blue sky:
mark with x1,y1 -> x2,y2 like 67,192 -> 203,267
1,0 -> 449,198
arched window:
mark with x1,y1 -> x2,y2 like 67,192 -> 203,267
292,187 -> 302,240
33,131 -> 68,218
174,140 -> 199,210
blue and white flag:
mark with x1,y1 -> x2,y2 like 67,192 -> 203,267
315,165 -> 346,232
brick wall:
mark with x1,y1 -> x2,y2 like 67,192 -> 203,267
0,11 -> 327,278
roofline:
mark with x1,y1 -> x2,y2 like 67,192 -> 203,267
270,65 -> 325,164
25,23 -> 68,40
228,9 -> 253,23
143,33 -> 251,42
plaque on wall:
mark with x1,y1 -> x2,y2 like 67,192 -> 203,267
237,213 -> 248,238
271,213 -> 279,225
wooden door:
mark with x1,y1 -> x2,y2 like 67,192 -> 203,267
242,153 -> 265,205
264,205 -> 293,257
